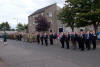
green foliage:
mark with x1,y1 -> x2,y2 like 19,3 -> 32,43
0,22 -> 11,31
16,23 -> 28,31
23,24 -> 28,29
57,5 -> 77,31
10,29 -> 15,31
58,0 -> 100,32
75,0 -> 100,32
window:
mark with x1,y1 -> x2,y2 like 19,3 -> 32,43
48,12 -> 52,17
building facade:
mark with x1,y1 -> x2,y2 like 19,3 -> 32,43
28,3 -> 100,33
28,3 -> 61,33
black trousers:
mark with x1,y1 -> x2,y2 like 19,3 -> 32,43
92,40 -> 96,49
50,38 -> 53,45
19,38 -> 22,41
45,40 -> 48,46
80,42 -> 84,51
66,41 -> 69,49
85,39 -> 91,50
77,41 -> 81,49
60,40 -> 64,48
41,39 -> 43,45
37,39 -> 40,44
72,41 -> 77,49
4,39 -> 7,42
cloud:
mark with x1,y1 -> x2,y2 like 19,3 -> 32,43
0,0 -> 65,29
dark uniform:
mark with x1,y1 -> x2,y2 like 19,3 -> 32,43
78,34 -> 85,51
60,34 -> 65,48
40,34 -> 44,45
44,34 -> 48,46
71,34 -> 77,49
53,33 -> 57,40
65,34 -> 70,49
91,33 -> 97,50
49,33 -> 54,45
77,34 -> 81,49
37,34 -> 40,44
19,34 -> 22,41
85,34 -> 91,50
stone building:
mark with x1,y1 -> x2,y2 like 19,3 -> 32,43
28,3 -> 100,33
28,3 -> 62,33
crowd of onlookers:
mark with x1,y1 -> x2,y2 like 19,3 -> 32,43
36,30 -> 97,51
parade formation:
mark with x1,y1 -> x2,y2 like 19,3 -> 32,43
36,30 -> 97,51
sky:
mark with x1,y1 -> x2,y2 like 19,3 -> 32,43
0,0 -> 65,29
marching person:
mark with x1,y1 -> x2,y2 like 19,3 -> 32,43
91,31 -> 97,50
44,33 -> 48,46
53,32 -> 57,40
65,32 -> 70,49
37,32 -> 40,44
85,31 -> 91,50
53,32 -> 57,44
78,31 -> 85,51
40,33 -> 44,45
60,32 -> 65,48
77,32 -> 81,49
49,32 -> 54,45
17,34 -> 19,40
71,32 -> 77,49
19,34 -> 23,41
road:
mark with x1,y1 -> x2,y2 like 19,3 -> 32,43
0,40 -> 100,67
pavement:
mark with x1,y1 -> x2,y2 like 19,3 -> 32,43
0,58 -> 7,67
0,39 -> 100,67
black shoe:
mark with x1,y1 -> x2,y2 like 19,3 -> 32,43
93,48 -> 96,50
61,47 -> 64,48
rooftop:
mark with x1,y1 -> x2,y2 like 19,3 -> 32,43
30,3 -> 56,16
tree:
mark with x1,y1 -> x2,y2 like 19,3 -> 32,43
57,1 -> 77,32
58,0 -> 100,32
16,23 -> 24,31
10,29 -> 15,31
0,22 -> 11,31
35,15 -> 50,32
23,24 -> 28,30
16,23 -> 28,31
66,0 -> 100,32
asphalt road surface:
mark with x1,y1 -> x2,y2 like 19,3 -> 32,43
0,40 -> 100,67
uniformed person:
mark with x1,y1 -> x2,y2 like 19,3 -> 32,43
60,32 -> 65,48
71,32 -> 77,49
44,33 -> 48,46
37,32 -> 40,44
49,32 -> 54,45
78,31 -> 85,51
91,31 -> 97,50
85,31 -> 91,50
77,32 -> 81,49
65,32 -> 70,49
40,33 -> 44,45
53,32 -> 57,44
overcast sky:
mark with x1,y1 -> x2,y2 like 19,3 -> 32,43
0,0 -> 65,29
